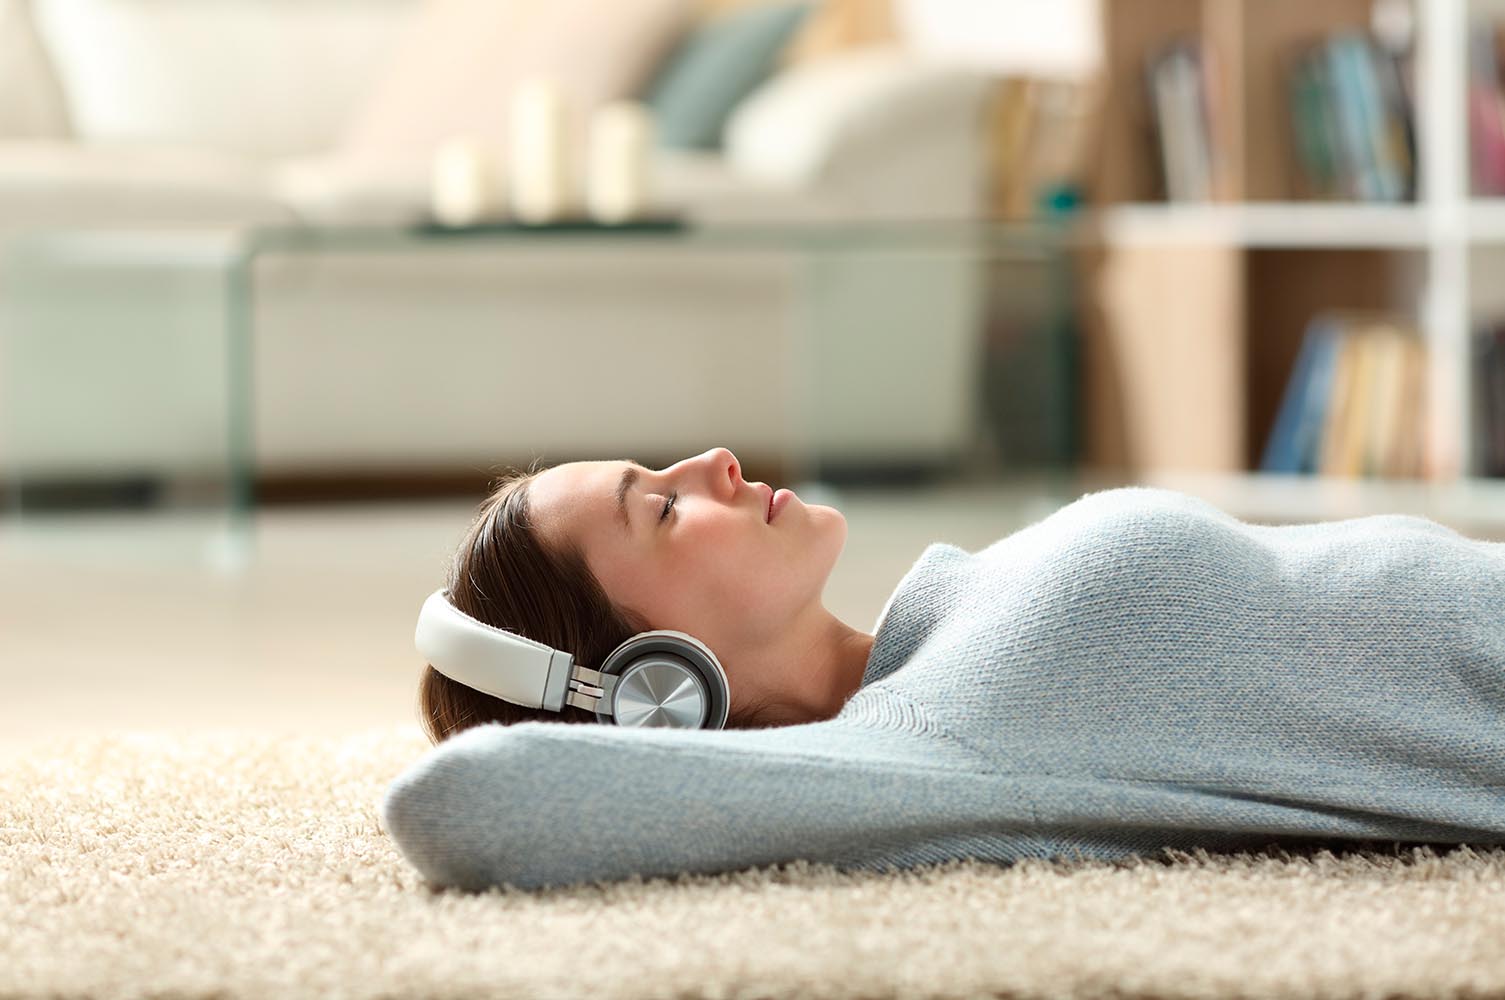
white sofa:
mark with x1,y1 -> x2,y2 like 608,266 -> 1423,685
0,0 -> 998,485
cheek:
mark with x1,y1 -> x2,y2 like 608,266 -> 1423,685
672,516 -> 783,604
677,534 -> 756,603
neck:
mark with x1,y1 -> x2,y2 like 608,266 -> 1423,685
774,608 -> 876,724
827,616 -> 876,711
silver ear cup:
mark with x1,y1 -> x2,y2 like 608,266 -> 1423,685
612,658 -> 709,728
594,631 -> 730,730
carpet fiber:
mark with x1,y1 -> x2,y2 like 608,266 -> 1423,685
3,728 -> 1503,1000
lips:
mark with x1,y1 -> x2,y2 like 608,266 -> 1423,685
763,484 -> 775,523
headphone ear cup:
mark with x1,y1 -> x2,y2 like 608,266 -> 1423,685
595,631 -> 730,730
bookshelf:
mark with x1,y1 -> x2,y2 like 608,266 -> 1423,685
1078,0 -> 1505,525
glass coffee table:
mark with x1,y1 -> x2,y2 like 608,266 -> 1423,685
1,218 -> 1079,565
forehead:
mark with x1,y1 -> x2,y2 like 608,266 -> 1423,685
530,459 -> 625,543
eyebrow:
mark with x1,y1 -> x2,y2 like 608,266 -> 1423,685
615,462 -> 642,536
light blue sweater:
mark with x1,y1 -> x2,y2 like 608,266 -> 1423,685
380,486 -> 1505,891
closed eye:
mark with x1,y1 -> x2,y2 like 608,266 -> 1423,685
659,491 -> 678,522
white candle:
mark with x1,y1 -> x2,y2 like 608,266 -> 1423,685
587,101 -> 653,224
509,79 -> 573,223
430,136 -> 499,227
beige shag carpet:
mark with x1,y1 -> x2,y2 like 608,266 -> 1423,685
3,727 -> 1504,1000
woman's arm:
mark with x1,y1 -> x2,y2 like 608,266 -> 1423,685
379,713 -> 1040,892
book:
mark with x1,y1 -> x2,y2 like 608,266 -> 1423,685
1147,40 -> 1214,202
1337,325 -> 1380,476
1363,324 -> 1407,477
1260,316 -> 1338,473
1328,34 -> 1381,200
1349,34 -> 1407,201
1469,23 -> 1505,196
1370,47 -> 1418,201
1318,327 -> 1359,476
1288,47 -> 1343,199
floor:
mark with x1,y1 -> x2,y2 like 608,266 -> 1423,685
4,468 -> 1501,763
8,721 -> 1503,1000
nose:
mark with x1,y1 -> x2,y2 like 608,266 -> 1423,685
704,446 -> 740,494
664,447 -> 741,499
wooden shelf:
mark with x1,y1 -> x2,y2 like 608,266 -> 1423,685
1096,202 -> 1433,247
1094,200 -> 1505,246
1079,0 -> 1497,488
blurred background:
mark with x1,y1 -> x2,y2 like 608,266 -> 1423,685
3,0 -> 1504,757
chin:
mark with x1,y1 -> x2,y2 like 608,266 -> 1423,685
818,509 -> 849,549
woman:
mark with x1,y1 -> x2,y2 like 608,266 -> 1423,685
385,446 -> 1505,892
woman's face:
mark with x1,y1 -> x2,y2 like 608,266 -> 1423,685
528,447 -> 849,700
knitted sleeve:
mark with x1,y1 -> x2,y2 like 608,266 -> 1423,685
377,706 -> 1046,892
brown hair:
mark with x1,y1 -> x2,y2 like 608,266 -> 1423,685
415,462 -> 783,745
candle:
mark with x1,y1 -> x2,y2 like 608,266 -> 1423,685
430,136 -> 499,227
587,101 -> 653,224
509,79 -> 573,223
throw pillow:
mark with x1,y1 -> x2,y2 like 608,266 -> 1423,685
644,1 -> 812,151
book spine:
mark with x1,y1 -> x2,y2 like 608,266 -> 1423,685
1310,51 -> 1347,199
1364,326 -> 1405,477
1148,41 -> 1214,202
1261,317 -> 1327,472
1148,46 -> 1182,201
1318,324 -> 1358,475
1351,37 -> 1404,201
1172,44 -> 1212,201
1328,36 -> 1379,199
1294,323 -> 1342,474
1468,24 -> 1505,196
1370,47 -> 1417,201
1341,327 -> 1378,475
1289,49 -> 1339,198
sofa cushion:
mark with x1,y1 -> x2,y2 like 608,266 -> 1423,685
0,0 -> 71,140
644,1 -> 812,150
339,0 -> 688,161
29,0 -> 420,158
0,142 -> 292,225
723,46 -> 992,217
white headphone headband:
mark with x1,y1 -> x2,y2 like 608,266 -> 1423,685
414,589 -> 577,711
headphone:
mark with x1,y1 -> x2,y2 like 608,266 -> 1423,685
414,588 -> 731,729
